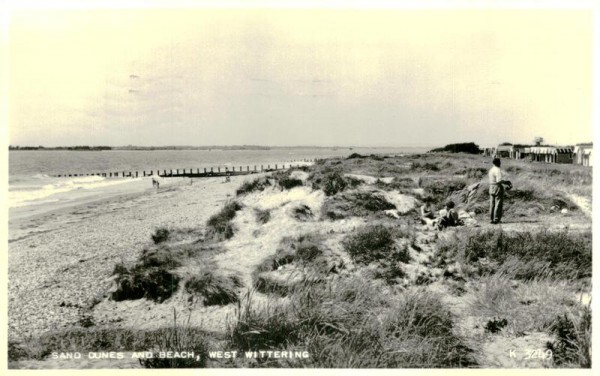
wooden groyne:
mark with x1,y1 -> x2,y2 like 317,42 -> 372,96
52,159 -> 316,178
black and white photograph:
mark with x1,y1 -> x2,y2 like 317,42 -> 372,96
2,0 -> 596,371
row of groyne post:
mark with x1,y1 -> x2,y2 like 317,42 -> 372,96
52,159 -> 316,178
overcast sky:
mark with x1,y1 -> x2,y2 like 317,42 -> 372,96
7,9 -> 593,147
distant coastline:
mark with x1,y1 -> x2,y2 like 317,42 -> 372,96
9,145 -> 431,151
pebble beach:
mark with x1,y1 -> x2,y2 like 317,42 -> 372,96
8,176 -> 246,342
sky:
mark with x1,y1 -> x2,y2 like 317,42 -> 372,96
6,8 -> 594,147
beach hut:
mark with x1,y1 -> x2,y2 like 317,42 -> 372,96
513,146 -> 530,160
482,147 -> 495,157
495,144 -> 513,158
529,146 -> 573,164
573,143 -> 593,167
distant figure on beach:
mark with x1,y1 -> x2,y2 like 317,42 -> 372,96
225,172 -> 231,183
488,157 -> 512,224
152,176 -> 160,189
437,200 -> 460,230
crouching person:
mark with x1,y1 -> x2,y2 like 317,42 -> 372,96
437,201 -> 462,230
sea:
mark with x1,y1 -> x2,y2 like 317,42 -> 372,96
8,147 -> 427,209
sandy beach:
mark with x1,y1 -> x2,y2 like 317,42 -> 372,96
8,175 -> 248,342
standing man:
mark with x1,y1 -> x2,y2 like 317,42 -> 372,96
489,157 -> 507,224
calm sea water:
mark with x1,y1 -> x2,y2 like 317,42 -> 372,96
9,147 -> 427,208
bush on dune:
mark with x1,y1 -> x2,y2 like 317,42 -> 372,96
546,306 -> 591,368
206,201 -> 243,241
321,191 -> 396,220
342,225 -> 411,284
252,234 -> 326,295
111,264 -> 181,303
236,177 -> 272,196
185,270 -> 243,306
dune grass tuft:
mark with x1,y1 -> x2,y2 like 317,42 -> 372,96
236,177 -> 272,196
184,271 -> 243,306
206,201 -> 243,241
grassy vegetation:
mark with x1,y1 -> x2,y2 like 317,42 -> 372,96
236,177 -> 272,196
9,323 -> 214,367
111,247 -> 182,303
185,270 -> 243,306
342,225 -> 413,284
206,200 -> 243,241
322,191 -> 396,220
546,306 -> 591,368
434,228 -> 592,280
152,228 -> 171,244
111,200 -> 245,303
225,279 -> 475,367
252,234 -> 326,295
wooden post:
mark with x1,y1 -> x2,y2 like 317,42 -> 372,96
254,165 -> 257,171
218,167 -> 220,173
176,169 -> 179,175
197,168 -> 199,174
204,168 -> 207,173
247,166 -> 250,172
164,170 -> 167,176
135,171 -> 138,177
261,165 -> 263,171
211,167 -> 213,173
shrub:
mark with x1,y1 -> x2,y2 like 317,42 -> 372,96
342,225 -> 410,284
347,153 -> 366,159
342,225 -> 409,265
152,228 -> 170,244
278,177 -> 304,190
184,271 -> 243,306
343,225 -> 395,264
252,235 -> 325,295
321,191 -> 396,219
429,142 -> 481,154
111,265 -> 180,303
546,307 -> 591,368
206,201 -> 242,241
292,204 -> 313,221
322,172 -> 348,196
236,177 -> 271,196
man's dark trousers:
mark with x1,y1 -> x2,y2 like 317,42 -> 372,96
489,184 -> 504,222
